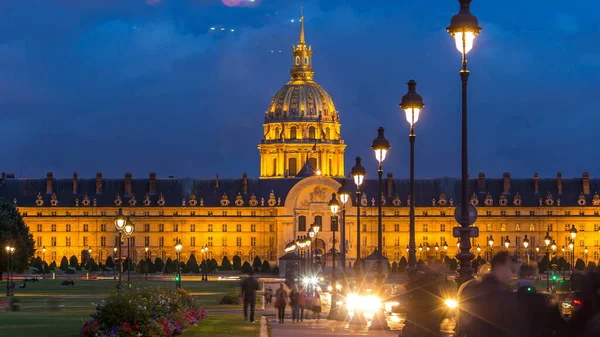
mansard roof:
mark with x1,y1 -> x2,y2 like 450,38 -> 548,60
1,172 -> 599,208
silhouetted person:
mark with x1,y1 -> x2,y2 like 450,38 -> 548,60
456,251 -> 521,337
240,271 -> 260,323
514,263 -> 551,337
275,283 -> 288,324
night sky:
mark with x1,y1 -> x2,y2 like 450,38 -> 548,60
0,0 -> 598,179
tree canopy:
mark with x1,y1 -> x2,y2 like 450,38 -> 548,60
0,198 -> 35,275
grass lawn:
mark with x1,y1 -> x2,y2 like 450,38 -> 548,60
0,279 -> 241,337
182,314 -> 260,337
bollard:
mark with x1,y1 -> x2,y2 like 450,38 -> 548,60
86,273 -> 89,280
52,273 -> 56,280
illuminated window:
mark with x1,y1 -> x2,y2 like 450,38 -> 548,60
191,237 -> 196,247
208,237 -> 213,247
159,224 -> 164,232
440,224 -> 446,232
222,237 -> 227,246
37,224 -> 42,232
236,237 -> 242,247
66,224 -> 71,232
295,56 -> 300,65
394,224 -> 399,232
251,224 -> 256,232
83,224 -> 88,232
515,224 -> 520,232
236,224 -> 242,232
51,237 -> 57,246
530,224 -> 535,232
173,224 -> 179,232
501,224 -> 506,231
222,224 -> 227,232
290,126 -> 297,139
208,224 -> 213,232
65,237 -> 71,246
159,237 -> 164,247
101,237 -> 106,247
190,224 -> 196,232
83,236 -> 88,246
422,224 -> 428,232
308,126 -> 316,139
251,237 -> 256,247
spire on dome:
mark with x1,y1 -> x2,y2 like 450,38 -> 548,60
290,6 -> 314,82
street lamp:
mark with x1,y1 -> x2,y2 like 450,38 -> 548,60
144,246 -> 149,280
443,242 -> 448,259
114,208 -> 127,289
174,240 -> 183,289
447,0 -> 481,285
5,246 -> 14,296
351,157 -> 366,270
200,245 -> 209,281
523,235 -> 530,264
418,244 -> 423,261
570,225 -> 577,274
400,79 -> 425,277
535,246 -> 540,263
434,243 -> 439,260
476,245 -> 481,255
124,218 -> 135,287
371,127 -> 390,262
488,236 -> 494,259
337,180 -> 351,272
328,193 -> 341,320
584,247 -> 589,265
87,247 -> 92,271
504,236 -> 510,250
42,246 -> 46,280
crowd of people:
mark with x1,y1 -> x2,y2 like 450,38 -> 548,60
271,283 -> 322,324
404,251 -> 600,337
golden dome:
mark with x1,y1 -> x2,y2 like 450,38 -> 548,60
264,13 -> 338,123
266,82 -> 338,122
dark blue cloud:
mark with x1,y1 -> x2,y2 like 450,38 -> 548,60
0,0 -> 598,179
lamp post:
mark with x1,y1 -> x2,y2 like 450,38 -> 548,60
535,246 -> 540,263
504,236 -> 510,251
371,127 -> 390,259
337,181 -> 351,272
175,240 -> 183,289
544,232 -> 551,291
584,247 -> 588,265
476,245 -> 481,256
400,80 -> 425,277
42,246 -> 46,280
308,225 -> 315,275
570,225 -> 577,271
200,245 -> 208,281
124,218 -> 134,288
418,244 -> 423,261
87,247 -> 92,271
114,208 -> 127,289
523,235 -> 530,264
447,0 -> 482,284
351,157 -> 366,272
144,247 -> 149,280
5,246 -> 13,296
488,236 -> 494,259
434,243 -> 439,261
328,193 -> 341,320
443,242 -> 448,260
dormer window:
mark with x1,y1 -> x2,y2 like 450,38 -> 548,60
295,56 -> 300,65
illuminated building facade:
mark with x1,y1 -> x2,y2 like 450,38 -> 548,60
1,18 -> 600,268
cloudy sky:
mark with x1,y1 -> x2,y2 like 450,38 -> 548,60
0,0 -> 598,179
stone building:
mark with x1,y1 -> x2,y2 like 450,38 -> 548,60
1,16 -> 599,268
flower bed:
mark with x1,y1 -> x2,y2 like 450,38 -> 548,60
79,288 -> 207,337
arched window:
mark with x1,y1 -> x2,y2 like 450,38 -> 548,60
235,250 -> 243,257
325,127 -> 330,139
501,224 -> 506,231
529,224 -> 535,232
304,57 -> 309,65
308,126 -> 316,139
249,250 -> 257,261
515,224 -> 520,231
295,56 -> 300,65
314,215 -> 323,229
274,127 -> 280,139
298,216 -> 307,231
394,251 -> 401,261
221,250 -> 228,257
289,158 -> 298,176
268,250 -> 276,261
290,126 -> 297,139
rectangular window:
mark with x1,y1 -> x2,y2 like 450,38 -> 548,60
51,237 -> 57,246
251,224 -> 256,232
515,224 -> 520,232
236,237 -> 242,246
66,224 -> 71,232
222,237 -> 227,247
362,237 -> 367,246
208,237 -> 213,247
101,224 -> 107,232
394,237 -> 400,246
298,216 -> 307,232
440,224 -> 446,232
382,224 -> 386,232
269,224 -> 275,232
250,237 -> 256,247
173,224 -> 179,232
500,211 -> 506,216
222,211 -> 227,216
144,236 -> 149,247
423,224 -> 428,232
362,224 -> 367,232
190,224 -> 196,232
580,240 -> 584,247
37,224 -> 42,232
237,211 -> 242,217
580,224 -> 585,231
423,236 -> 429,246
191,237 -> 196,246
159,224 -> 164,232
101,236 -> 106,247
530,211 -> 535,216
548,224 -> 553,232
36,237 -> 42,247
547,211 -> 553,216
237,224 -> 242,232
565,224 -> 571,231
83,236 -> 88,246
486,211 -> 492,216
144,224 -> 150,232
159,237 -> 164,247
208,224 -> 213,232
222,224 -> 227,232
251,211 -> 256,217
83,224 -> 89,232
515,211 -> 521,217
565,211 -> 571,216
130,237 -> 135,247
394,224 -> 399,232
595,224 -> 600,232
66,237 -> 71,246
440,236 -> 446,245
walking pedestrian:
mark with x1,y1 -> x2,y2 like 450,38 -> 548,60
290,284 -> 300,323
514,263 -> 551,337
240,271 -> 260,323
265,287 -> 273,305
456,251 -> 521,337
298,286 -> 307,322
275,283 -> 288,324
311,291 -> 322,322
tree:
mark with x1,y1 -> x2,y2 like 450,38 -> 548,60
588,261 -> 597,269
261,260 -> 271,273
186,254 -> 199,273
49,260 -> 57,271
539,255 -> 550,274
88,258 -> 99,272
398,256 -> 408,272
105,256 -> 114,269
164,258 -> 174,273
146,258 -> 155,273
241,261 -> 253,274
154,258 -> 164,273
60,256 -> 69,271
272,266 -> 279,275
32,257 -> 43,273
391,262 -> 398,273
575,258 -> 586,271
221,256 -> 232,270
69,255 -> 80,270
232,255 -> 242,271
252,257 -> 262,272
209,258 -> 218,272
0,198 -> 35,279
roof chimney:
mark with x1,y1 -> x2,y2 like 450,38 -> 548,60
533,173 -> 539,194
557,172 -> 563,195
149,172 -> 157,195
73,173 -> 78,194
125,173 -> 132,197
96,173 -> 103,194
503,172 -> 511,194
583,172 -> 590,195
242,173 -> 248,194
387,173 -> 393,198
477,173 -> 486,193
46,172 -> 53,194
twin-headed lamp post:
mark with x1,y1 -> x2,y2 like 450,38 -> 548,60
327,193 -> 341,319
5,245 -> 15,296
350,157 -> 366,271
114,208 -> 127,289
175,240 -> 183,289
447,0 -> 482,284
144,246 -> 149,280
337,181 -> 351,271
201,245 -> 209,281
124,219 -> 134,287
